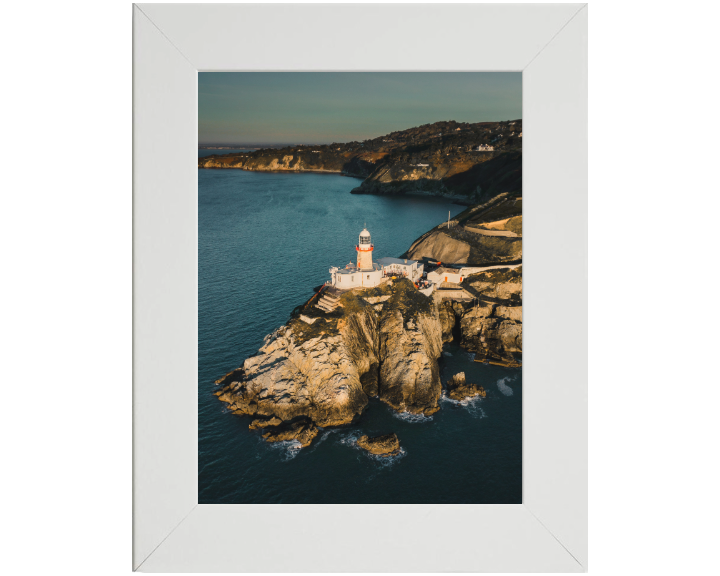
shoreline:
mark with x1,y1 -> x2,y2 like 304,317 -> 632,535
198,165 -> 362,178
198,165 -> 473,205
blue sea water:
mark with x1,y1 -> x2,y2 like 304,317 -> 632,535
198,168 -> 522,503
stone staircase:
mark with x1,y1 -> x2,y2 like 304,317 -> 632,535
315,292 -> 340,313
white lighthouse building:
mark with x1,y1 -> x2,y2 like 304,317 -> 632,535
329,228 -> 384,289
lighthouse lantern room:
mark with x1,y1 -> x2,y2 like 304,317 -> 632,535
356,228 -> 374,270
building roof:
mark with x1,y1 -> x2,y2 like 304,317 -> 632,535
376,257 -> 418,266
429,266 -> 461,275
335,263 -> 381,274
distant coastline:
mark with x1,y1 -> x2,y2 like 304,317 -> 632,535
198,119 -> 522,203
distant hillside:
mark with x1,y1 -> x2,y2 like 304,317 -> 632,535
198,119 -> 522,204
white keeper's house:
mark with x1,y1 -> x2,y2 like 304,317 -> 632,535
328,228 -> 425,289
376,257 -> 423,282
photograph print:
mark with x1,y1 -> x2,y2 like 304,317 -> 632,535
198,72 -> 523,504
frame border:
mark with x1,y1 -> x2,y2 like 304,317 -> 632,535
133,3 -> 587,572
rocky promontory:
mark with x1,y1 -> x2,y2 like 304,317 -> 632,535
215,279 -> 445,444
214,185 -> 523,447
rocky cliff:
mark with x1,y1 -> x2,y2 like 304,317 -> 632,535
199,119 -> 522,203
215,279 -> 444,446
437,266 -> 523,360
404,192 -> 523,266
214,184 -> 524,446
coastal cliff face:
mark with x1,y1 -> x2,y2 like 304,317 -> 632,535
404,192 -> 523,266
376,285 -> 444,415
215,279 -> 444,445
215,324 -> 370,429
459,267 -> 523,354
199,119 -> 522,203
350,150 -> 521,202
213,183 -> 524,447
199,150 -> 375,179
436,266 -> 523,359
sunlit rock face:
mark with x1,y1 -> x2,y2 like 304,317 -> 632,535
214,279 -> 446,443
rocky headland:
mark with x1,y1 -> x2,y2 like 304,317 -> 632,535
211,131 -> 524,447
199,119 -> 522,204
215,221 -> 523,447
215,279 -> 446,445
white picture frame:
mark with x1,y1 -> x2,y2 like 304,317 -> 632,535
133,3 -> 587,572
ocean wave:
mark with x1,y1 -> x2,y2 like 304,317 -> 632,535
442,351 -> 453,357
338,430 -> 407,467
307,427 -> 334,450
367,447 -> 407,468
266,439 -> 303,460
497,377 -> 514,396
440,391 -> 487,418
392,410 -> 434,423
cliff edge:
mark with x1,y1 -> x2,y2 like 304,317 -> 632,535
215,279 -> 444,446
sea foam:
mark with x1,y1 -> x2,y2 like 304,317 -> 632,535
266,439 -> 303,461
440,390 -> 487,418
338,430 -> 407,468
497,376 -> 514,396
392,410 -> 434,423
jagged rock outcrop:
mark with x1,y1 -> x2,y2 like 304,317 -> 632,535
438,300 -> 457,343
453,267 -> 523,356
445,372 -> 486,401
215,323 -> 371,428
378,307 -> 443,415
338,310 -> 381,397
261,419 -> 319,448
215,279 -> 444,445
357,433 -> 401,456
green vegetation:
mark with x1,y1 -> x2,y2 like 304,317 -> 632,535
286,278 -> 436,346
384,278 -> 433,320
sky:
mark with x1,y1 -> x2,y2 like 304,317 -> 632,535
199,72 -> 522,146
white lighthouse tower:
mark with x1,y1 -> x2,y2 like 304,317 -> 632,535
328,226 -> 383,289
356,228 -> 374,270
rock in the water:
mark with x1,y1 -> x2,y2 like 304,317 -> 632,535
248,416 -> 283,430
446,372 -> 486,401
261,419 -> 319,448
357,433 -> 401,456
